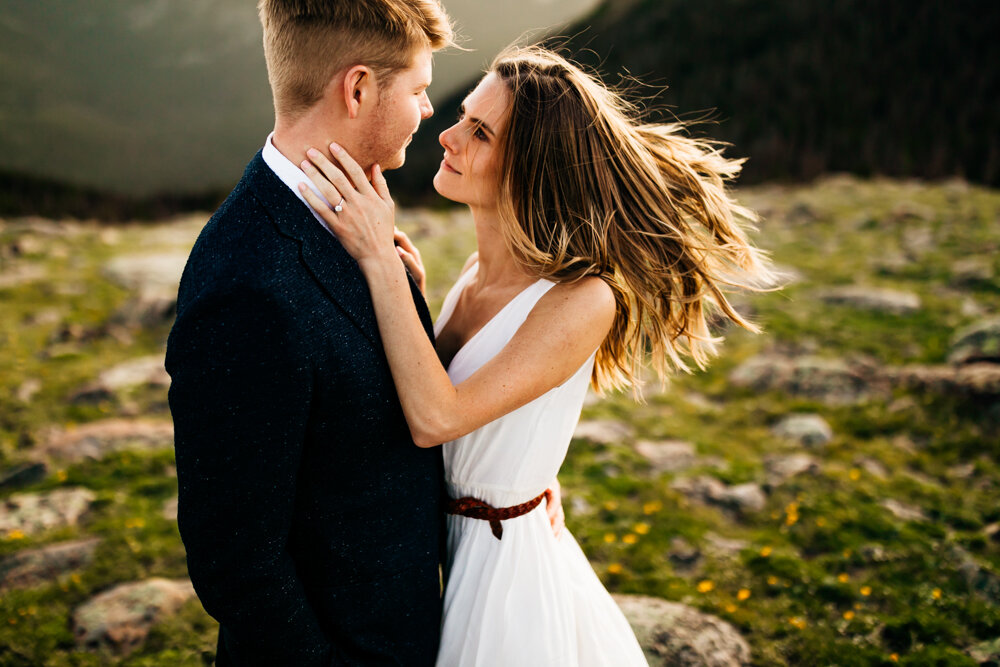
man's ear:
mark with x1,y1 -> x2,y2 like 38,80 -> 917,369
342,64 -> 374,119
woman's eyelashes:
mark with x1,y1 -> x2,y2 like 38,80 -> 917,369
456,110 -> 489,142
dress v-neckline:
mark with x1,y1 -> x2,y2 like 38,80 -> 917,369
437,263 -> 546,371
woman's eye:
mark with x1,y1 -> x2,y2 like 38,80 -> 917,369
474,127 -> 488,141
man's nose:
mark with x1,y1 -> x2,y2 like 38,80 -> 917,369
421,95 -> 434,120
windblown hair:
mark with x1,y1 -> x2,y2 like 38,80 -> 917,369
489,45 -> 776,394
258,0 -> 454,119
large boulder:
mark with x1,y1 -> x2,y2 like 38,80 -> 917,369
0,488 -> 96,537
614,594 -> 751,666
37,419 -> 174,462
0,538 -> 100,591
103,253 -> 188,328
72,578 -> 197,654
885,363 -> 1000,396
729,354 -> 875,405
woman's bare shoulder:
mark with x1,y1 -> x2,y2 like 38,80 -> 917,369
531,275 -> 616,332
458,252 -> 480,277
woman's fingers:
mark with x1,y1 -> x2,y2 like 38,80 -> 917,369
396,246 -> 426,291
371,163 -> 392,203
298,183 -> 339,232
302,149 -> 354,203
329,143 -> 377,197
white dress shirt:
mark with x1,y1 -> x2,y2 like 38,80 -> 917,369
261,132 -> 335,235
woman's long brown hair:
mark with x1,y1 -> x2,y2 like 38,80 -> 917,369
490,45 -> 776,394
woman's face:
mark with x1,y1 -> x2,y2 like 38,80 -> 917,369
433,73 -> 510,210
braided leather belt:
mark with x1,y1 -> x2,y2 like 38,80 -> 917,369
445,489 -> 552,540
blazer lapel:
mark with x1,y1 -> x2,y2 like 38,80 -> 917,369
244,152 -> 434,347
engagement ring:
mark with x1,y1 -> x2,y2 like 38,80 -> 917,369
334,198 -> 345,213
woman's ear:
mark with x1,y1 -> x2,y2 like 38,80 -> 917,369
342,64 -> 373,119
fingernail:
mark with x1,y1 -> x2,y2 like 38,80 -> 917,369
306,148 -> 320,158
330,142 -> 341,152
300,161 -> 310,170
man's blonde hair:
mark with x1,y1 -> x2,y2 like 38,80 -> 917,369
258,0 -> 453,119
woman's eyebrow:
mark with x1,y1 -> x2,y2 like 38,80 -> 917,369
459,103 -> 496,137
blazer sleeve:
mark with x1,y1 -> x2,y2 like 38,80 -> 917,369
166,284 -> 345,665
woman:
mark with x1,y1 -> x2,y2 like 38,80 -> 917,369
299,45 -> 773,666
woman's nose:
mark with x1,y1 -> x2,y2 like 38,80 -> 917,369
439,123 -> 459,152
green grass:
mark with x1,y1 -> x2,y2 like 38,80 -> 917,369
1,177 -> 998,664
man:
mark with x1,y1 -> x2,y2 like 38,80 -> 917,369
166,1 -> 454,664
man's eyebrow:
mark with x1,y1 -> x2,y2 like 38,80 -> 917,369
458,103 -> 495,137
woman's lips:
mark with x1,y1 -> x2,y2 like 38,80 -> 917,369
442,159 -> 461,174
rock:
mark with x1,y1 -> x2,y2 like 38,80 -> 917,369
729,355 -> 874,405
948,544 -> 1000,605
37,419 -> 174,462
951,257 -> 995,287
15,378 -> 42,403
72,578 -> 197,653
885,363 -> 1000,396
771,414 -> 833,447
858,458 -> 889,480
880,498 -> 929,523
891,201 -> 935,223
764,454 -> 819,486
573,420 -> 634,445
818,286 -> 921,315
0,488 -> 96,537
111,288 -> 178,328
69,356 -> 169,403
0,538 -> 100,590
0,263 -> 46,289
103,253 -> 189,292
568,496 -> 591,516
949,318 -> 1000,364
703,532 -> 750,557
635,439 -> 697,474
968,637 -> 1000,666
671,477 -> 766,516
667,537 -> 702,571
162,496 -> 178,521
0,462 -> 48,490
613,594 -> 751,666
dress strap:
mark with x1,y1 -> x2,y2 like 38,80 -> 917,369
445,489 -> 551,540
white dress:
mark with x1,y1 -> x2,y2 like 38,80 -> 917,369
434,263 -> 648,667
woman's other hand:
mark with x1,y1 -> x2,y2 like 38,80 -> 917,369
394,229 -> 426,295
546,478 -> 565,541
299,143 -> 396,269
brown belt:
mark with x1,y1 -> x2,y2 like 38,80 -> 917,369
445,489 -> 552,540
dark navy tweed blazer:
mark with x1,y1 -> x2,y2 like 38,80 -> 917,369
166,152 -> 445,666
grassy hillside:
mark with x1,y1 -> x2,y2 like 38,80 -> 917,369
0,177 -> 997,664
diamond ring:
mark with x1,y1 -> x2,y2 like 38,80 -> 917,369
334,197 -> 345,213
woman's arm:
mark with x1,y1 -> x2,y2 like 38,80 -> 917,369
298,144 -> 615,447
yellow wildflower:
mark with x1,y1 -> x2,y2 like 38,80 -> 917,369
932,588 -> 941,600
838,573 -> 850,583
843,610 -> 855,620
737,588 -> 751,601
854,602 -> 862,610
622,534 -> 638,545
603,500 -> 619,511
788,617 -> 807,629
785,513 -> 798,526
760,546 -> 773,557
633,522 -> 650,535
125,517 -> 145,529
642,501 -> 662,515
767,576 -> 779,585
860,585 -> 872,596
5,529 -> 25,540
725,603 -> 737,613
603,533 -> 616,544
890,654 -> 899,662
70,573 -> 81,584
843,548 -> 853,558
56,470 -> 68,482
785,502 -> 799,514
697,580 -> 714,593
607,563 -> 623,574
849,468 -> 861,481
815,517 -> 827,527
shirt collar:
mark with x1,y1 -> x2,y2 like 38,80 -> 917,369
261,131 -> 333,232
